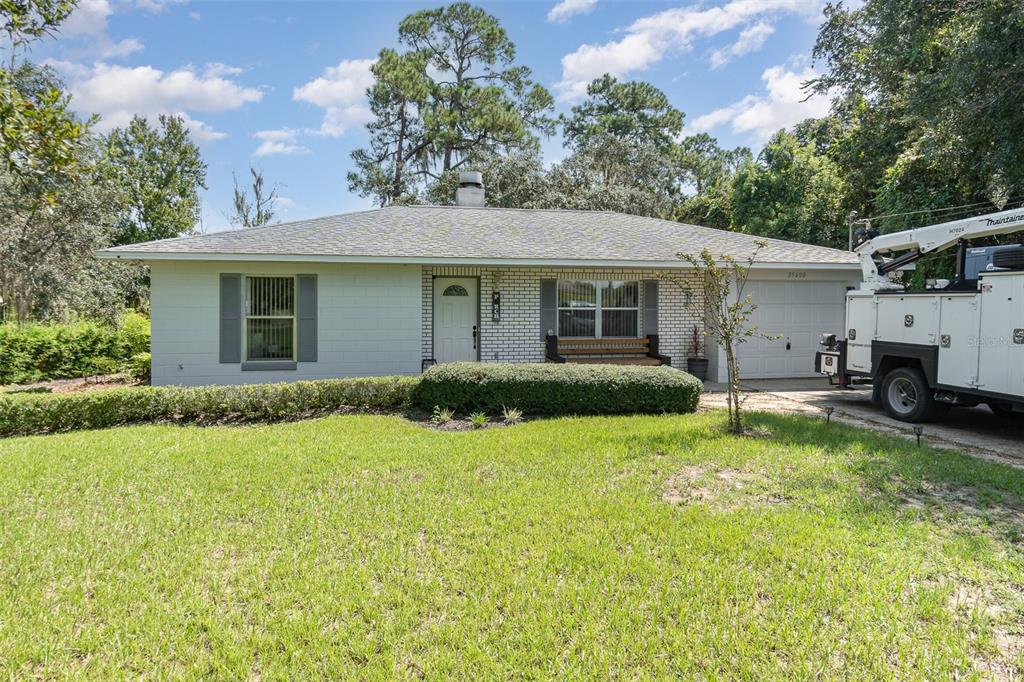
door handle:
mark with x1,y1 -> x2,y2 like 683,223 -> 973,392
472,325 -> 477,349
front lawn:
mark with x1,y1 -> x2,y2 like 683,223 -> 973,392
1,412 -> 1022,678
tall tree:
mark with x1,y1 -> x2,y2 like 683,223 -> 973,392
105,115 -> 207,245
349,2 -> 554,205
562,74 -> 683,186
0,67 -> 143,321
674,133 -> 751,230
230,166 -> 280,228
810,0 -> 1024,225
1,0 -> 90,203
730,130 -> 849,249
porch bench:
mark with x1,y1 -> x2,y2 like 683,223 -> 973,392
545,335 -> 671,367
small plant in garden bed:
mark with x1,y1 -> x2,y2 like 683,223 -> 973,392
430,405 -> 455,425
469,411 -> 489,429
501,405 -> 523,424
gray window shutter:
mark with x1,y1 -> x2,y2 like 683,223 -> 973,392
297,274 -> 318,363
540,279 -> 557,339
219,274 -> 243,363
643,279 -> 659,336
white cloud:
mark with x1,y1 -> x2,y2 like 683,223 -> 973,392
58,0 -> 186,58
177,114 -> 227,143
293,58 -> 375,136
690,63 -> 830,142
253,129 -> 309,156
95,36 -> 144,58
42,58 -> 93,80
709,21 -> 775,69
67,62 -> 262,142
555,0 -> 820,100
131,0 -> 185,12
548,0 -> 598,24
202,62 -> 243,78
61,0 -> 113,36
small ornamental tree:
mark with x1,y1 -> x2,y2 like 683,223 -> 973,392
663,241 -> 768,433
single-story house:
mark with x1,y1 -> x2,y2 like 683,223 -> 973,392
97,176 -> 859,386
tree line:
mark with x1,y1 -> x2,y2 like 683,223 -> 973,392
3,0 -> 1023,322
348,1 -> 1024,276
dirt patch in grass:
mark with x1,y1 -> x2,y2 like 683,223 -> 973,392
947,581 -> 1024,681
897,477 -> 1024,527
662,465 -> 790,510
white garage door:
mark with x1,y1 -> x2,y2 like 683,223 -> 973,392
735,280 -> 848,379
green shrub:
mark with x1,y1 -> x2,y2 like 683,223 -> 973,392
0,375 -> 417,437
122,352 -> 152,382
412,363 -> 702,416
0,311 -> 150,385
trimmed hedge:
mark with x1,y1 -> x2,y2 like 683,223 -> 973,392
0,363 -> 702,437
0,311 -> 151,385
0,376 -> 417,437
412,362 -> 702,416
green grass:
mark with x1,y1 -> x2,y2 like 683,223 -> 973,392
1,411 -> 1022,679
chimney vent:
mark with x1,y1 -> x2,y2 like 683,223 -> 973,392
455,171 -> 485,207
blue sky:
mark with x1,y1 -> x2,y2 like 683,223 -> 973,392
36,0 -> 831,232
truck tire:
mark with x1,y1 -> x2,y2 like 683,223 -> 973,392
880,367 -> 943,423
992,246 -> 1024,270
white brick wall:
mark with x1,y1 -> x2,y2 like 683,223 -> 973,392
422,266 -> 703,368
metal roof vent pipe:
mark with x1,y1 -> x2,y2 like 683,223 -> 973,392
455,171 -> 485,207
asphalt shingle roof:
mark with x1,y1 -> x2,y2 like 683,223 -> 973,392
98,205 -> 858,266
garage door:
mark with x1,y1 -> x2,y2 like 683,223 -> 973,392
735,280 -> 848,379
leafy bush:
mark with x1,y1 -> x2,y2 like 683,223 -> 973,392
122,352 -> 151,382
412,363 -> 702,416
0,310 -> 151,385
0,376 -> 417,437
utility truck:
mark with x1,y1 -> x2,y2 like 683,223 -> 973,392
816,207 -> 1024,422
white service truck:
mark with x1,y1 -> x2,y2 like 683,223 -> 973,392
816,207 -> 1024,422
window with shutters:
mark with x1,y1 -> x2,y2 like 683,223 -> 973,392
245,276 -> 296,361
557,280 -> 639,338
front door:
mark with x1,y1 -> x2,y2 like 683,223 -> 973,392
433,277 -> 478,363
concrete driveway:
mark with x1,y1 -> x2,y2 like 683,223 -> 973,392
702,378 -> 1024,466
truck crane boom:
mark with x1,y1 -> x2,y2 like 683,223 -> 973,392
856,206 -> 1024,290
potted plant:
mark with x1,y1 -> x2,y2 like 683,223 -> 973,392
687,325 -> 709,381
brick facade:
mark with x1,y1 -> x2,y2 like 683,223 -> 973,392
422,266 -> 703,368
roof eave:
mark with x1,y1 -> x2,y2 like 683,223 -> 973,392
95,249 -> 860,270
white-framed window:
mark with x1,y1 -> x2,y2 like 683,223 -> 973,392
245,276 -> 296,361
557,280 -> 639,338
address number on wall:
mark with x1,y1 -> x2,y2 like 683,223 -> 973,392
787,271 -> 808,279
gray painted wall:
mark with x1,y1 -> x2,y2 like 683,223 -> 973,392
149,261 -> 422,386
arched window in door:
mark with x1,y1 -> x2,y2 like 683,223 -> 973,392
442,284 -> 469,296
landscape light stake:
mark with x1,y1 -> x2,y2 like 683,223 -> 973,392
824,406 -> 834,423
913,426 -> 924,447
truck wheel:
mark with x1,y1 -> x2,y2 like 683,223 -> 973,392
881,368 -> 941,423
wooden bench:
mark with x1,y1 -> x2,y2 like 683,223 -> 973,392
545,335 -> 671,366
